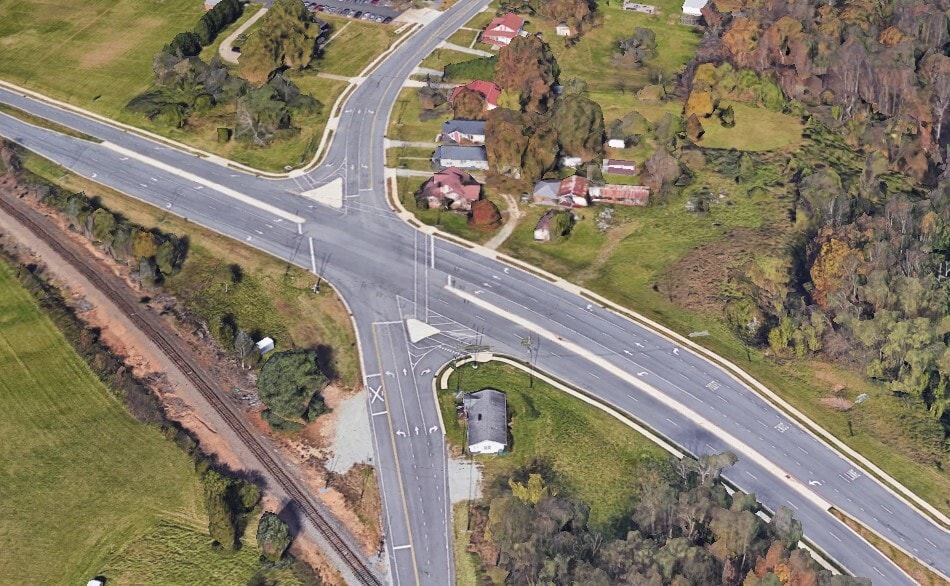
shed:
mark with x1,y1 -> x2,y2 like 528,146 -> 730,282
462,389 -> 508,454
555,22 -> 572,36
681,0 -> 706,23
534,209 -> 558,241
606,138 -> 627,149
87,580 -> 105,586
256,337 -> 275,355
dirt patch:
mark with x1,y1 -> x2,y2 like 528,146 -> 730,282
263,385 -> 382,555
660,226 -> 771,313
818,397 -> 854,411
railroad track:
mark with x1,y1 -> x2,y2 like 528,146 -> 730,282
0,195 -> 383,586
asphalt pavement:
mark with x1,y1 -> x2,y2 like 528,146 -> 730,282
0,0 -> 948,582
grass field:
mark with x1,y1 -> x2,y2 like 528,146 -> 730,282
440,362 -> 670,534
0,0 -> 390,171
525,1 -> 702,95
319,16 -> 397,77
21,154 -> 361,388
0,260 -> 292,584
388,87 -> 448,144
699,103 -> 803,151
199,4 -> 263,63
0,0 -> 204,118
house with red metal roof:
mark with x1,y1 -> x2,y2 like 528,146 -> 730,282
589,184 -> 650,206
449,80 -> 502,111
417,167 -> 483,211
557,175 -> 590,207
481,13 -> 525,49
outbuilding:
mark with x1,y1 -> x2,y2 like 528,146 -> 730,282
462,389 -> 508,454
555,23 -> 572,37
256,337 -> 275,355
606,138 -> 627,149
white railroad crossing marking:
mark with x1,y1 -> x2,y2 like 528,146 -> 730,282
775,422 -> 790,433
705,380 -> 721,391
369,385 -> 384,404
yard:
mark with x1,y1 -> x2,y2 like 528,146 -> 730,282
388,86 -> 449,143
439,361 -> 670,534
697,102 -> 804,151
0,260 -> 294,583
387,145 -> 436,171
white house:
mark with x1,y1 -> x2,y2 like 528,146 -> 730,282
607,138 -> 626,149
432,145 -> 489,170
555,22 -> 572,36
463,389 -> 508,454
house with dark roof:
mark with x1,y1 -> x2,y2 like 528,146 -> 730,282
532,179 -> 561,205
603,158 -> 638,175
534,210 -> 557,241
590,184 -> 651,206
418,167 -> 482,211
462,389 -> 508,454
440,120 -> 487,145
481,13 -> 525,49
432,145 -> 489,170
449,81 -> 501,111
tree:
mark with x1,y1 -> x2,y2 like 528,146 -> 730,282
494,35 -> 559,114
257,349 -> 329,424
551,94 -> 605,163
165,31 -> 202,57
452,87 -> 487,120
233,329 -> 260,369
239,0 -> 324,86
257,512 -> 292,562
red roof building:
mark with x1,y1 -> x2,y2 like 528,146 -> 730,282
590,184 -> 650,206
603,158 -> 638,176
557,175 -> 590,207
418,167 -> 482,211
481,13 -> 525,48
449,80 -> 502,110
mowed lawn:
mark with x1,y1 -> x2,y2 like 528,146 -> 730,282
0,0 -> 203,117
0,261 -> 264,583
440,362 -> 669,534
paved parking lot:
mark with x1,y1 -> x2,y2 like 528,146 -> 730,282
310,0 -> 402,21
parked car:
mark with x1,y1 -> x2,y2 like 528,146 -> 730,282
353,10 -> 363,18
382,15 -> 392,23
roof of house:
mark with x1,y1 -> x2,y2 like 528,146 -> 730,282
450,81 -> 502,108
682,0 -> 707,15
596,184 -> 650,200
603,158 -> 638,175
441,119 -> 487,136
484,13 -> 525,39
434,145 -> 488,162
558,175 -> 590,198
533,179 -> 560,200
421,167 -> 481,201
463,389 -> 507,447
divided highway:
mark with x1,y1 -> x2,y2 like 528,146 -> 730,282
0,0 -> 947,582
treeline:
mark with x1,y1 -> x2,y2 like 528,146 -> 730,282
163,0 -> 245,58
497,0 -> 597,39
695,0 -> 948,185
32,181 -> 187,287
471,454 -> 869,585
